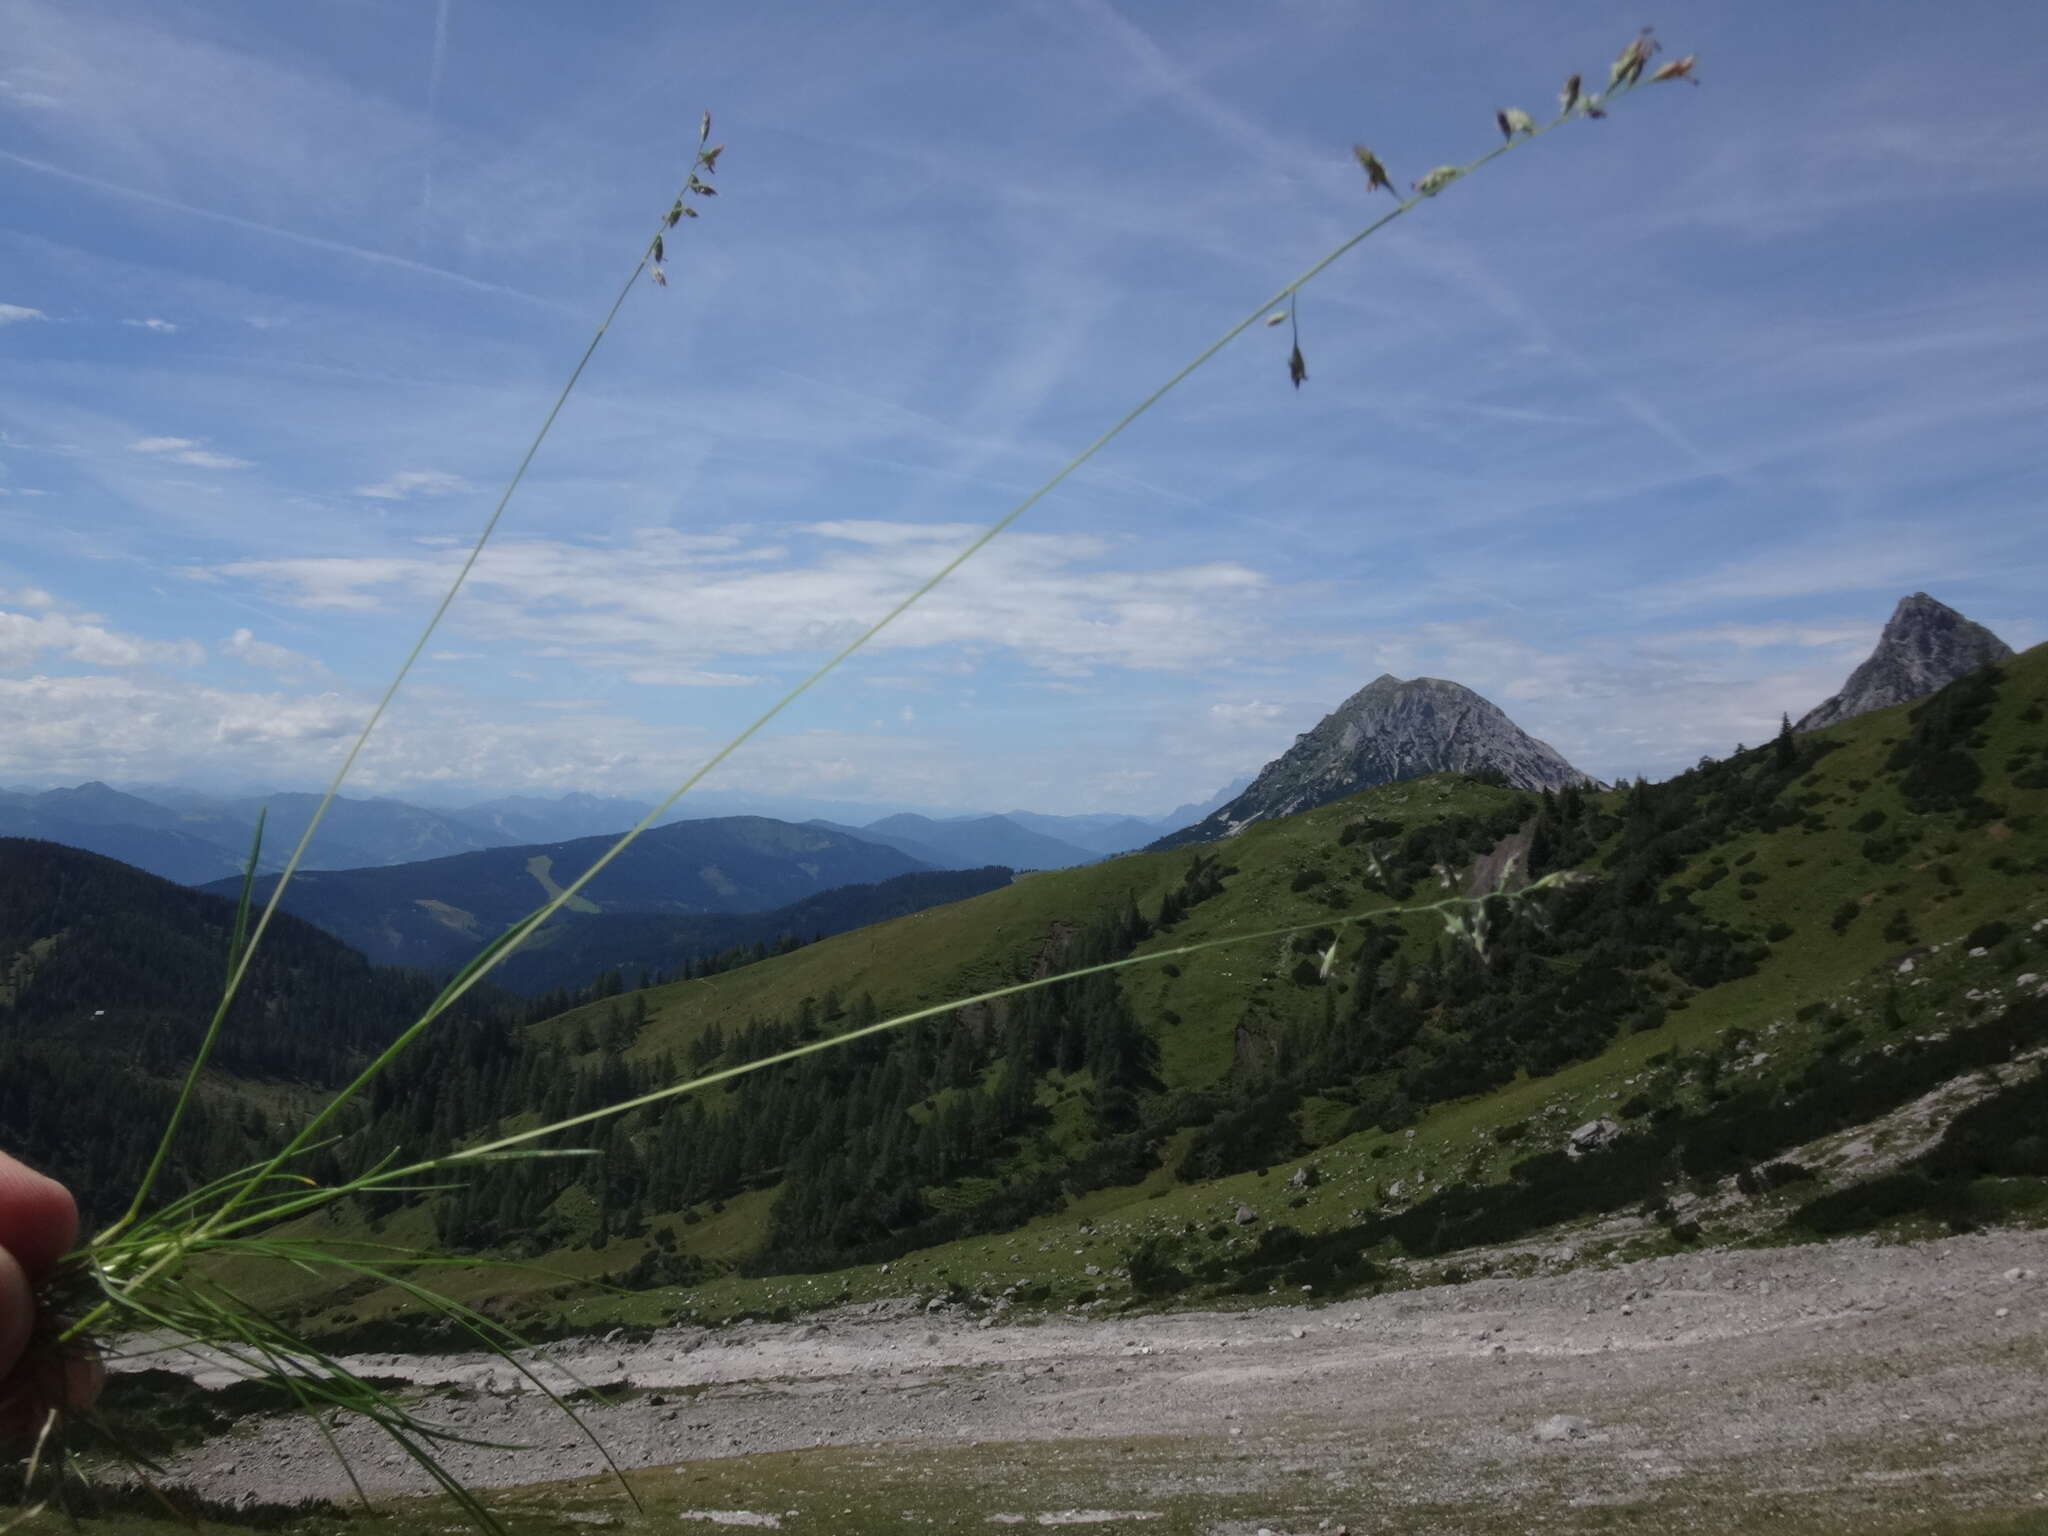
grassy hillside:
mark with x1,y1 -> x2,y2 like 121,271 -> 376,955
218,647 -> 2048,1338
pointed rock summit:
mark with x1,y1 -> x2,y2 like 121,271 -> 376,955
1796,593 -> 2012,732
1153,675 -> 1594,849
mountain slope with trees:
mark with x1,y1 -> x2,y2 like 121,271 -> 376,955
0,838 -> 519,1228
11,645 -> 2043,1328
218,643 -> 2045,1316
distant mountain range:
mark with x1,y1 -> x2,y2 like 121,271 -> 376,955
0,782 -> 508,885
4,780 -> 1223,889
0,782 -> 257,885
200,816 -> 935,972
20,590 -> 2010,896
807,813 -> 1100,871
1154,675 -> 1594,850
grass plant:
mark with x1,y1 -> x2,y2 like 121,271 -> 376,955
10,33 -> 1700,1531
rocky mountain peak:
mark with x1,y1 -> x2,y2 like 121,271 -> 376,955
1152,674 -> 1594,850
1796,592 -> 2013,732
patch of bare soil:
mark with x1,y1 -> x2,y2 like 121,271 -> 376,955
137,1229 -> 2048,1529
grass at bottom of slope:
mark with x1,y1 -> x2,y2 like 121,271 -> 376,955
32,1430 -> 2048,1536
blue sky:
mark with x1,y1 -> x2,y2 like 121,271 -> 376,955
2,0 -> 2043,815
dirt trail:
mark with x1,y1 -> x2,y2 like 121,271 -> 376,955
138,1228 -> 2048,1527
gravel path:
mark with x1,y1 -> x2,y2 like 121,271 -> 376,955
141,1228 -> 2048,1524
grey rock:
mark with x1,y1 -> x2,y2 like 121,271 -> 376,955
1567,1119 -> 1622,1157
1288,1165 -> 1319,1190
1533,1414 -> 1593,1443
1235,1204 -> 1258,1226
1151,674 -> 1595,849
1797,593 -> 2012,732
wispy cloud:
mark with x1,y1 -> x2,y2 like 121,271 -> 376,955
1629,525 -> 2024,614
0,149 -> 557,309
0,303 -> 47,325
222,626 -> 327,679
215,522 -> 1273,677
354,469 -> 476,501
1206,697 -> 1287,730
129,435 -> 253,470
122,315 -> 178,333
417,0 -> 452,239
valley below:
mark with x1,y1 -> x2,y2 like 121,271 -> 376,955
131,1228 -> 2048,1535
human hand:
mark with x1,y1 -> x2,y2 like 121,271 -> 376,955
0,1151 -> 89,1444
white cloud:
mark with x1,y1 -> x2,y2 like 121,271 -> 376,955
0,74 -> 62,109
354,469 -> 475,501
123,316 -> 178,333
0,663 -> 1018,805
128,435 -> 252,470
0,304 -> 47,326
1661,621 -> 1875,654
0,603 -> 204,669
803,520 -> 980,546
222,626 -> 327,678
216,522 -> 1273,678
619,667 -> 765,688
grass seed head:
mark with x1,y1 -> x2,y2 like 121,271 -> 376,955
1352,145 -> 1394,195
1610,27 -> 1659,89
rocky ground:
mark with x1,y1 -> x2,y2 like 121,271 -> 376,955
126,1228 -> 2048,1533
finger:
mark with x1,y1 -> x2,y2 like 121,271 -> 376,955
0,1244 -> 29,1384
0,1152 -> 78,1281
